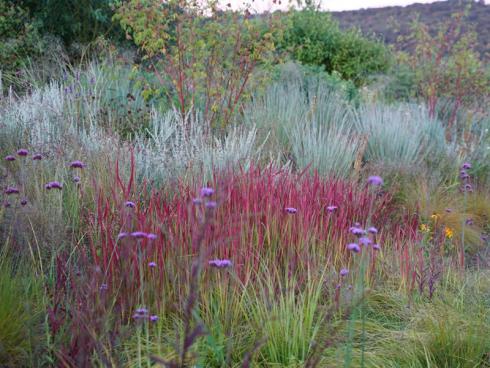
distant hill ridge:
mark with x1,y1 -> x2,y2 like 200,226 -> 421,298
330,0 -> 490,60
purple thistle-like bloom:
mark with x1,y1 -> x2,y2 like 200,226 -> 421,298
368,226 -> 378,234
125,201 -> 136,208
340,268 -> 349,277
359,237 -> 372,246
100,283 -> 108,291
131,231 -> 148,239
461,162 -> 472,170
73,176 -> 81,183
5,187 -> 20,195
69,160 -> 86,169
460,170 -> 470,180
146,233 -> 157,240
326,205 -> 338,213
117,232 -> 129,240
135,307 -> 148,315
347,243 -> 361,253
350,227 -> 366,236
150,315 -> 158,322
32,154 -> 43,160
464,183 -> 473,192
209,259 -> 233,268
148,262 -> 157,268
200,187 -> 214,197
20,199 -> 28,206
17,149 -> 29,156
367,175 -> 383,186
285,207 -> 297,214
5,155 -> 15,161
192,198 -> 202,205
465,218 -> 474,226
205,201 -> 217,209
372,243 -> 381,251
46,181 -> 62,190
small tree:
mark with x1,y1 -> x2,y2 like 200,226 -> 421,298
399,9 -> 489,136
115,0 -> 278,131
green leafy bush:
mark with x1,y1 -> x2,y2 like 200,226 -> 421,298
19,0 -> 119,46
0,0 -> 43,89
279,10 -> 391,86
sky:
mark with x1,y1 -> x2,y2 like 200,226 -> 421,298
236,0 -> 488,13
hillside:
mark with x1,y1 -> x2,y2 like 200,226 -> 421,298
331,0 -> 490,59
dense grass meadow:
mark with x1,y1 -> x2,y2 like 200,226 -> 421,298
1,1 -> 490,367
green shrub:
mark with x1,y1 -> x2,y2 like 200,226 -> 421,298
279,10 -> 391,86
0,0 -> 43,89
19,0 -> 119,46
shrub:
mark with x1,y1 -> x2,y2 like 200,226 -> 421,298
20,0 -> 119,47
279,10 -> 391,86
115,0 -> 278,128
0,0 -> 43,90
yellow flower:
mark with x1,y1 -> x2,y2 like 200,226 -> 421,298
430,213 -> 440,221
444,226 -> 454,239
419,224 -> 430,233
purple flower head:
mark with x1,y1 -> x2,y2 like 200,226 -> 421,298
368,226 -> 378,234
340,268 -> 349,277
5,155 -> 15,161
350,226 -> 366,236
100,283 -> 108,291
135,307 -> 148,315
461,162 -> 472,170
200,187 -> 214,197
148,262 -> 157,268
73,176 -> 81,183
32,154 -> 43,160
150,315 -> 158,322
367,175 -> 383,186
285,207 -> 297,214
205,201 -> 218,209
20,199 -> 28,206
5,187 -> 20,195
192,198 -> 202,205
125,201 -> 136,208
359,237 -> 372,246
481,234 -> 488,242
131,231 -> 147,239
46,181 -> 62,190
69,160 -> 86,169
3,201 -> 11,208
117,232 -> 129,240
464,183 -> 473,192
347,243 -> 361,253
445,208 -> 452,213
372,243 -> 381,251
146,233 -> 157,240
460,170 -> 470,180
326,205 -> 338,213
465,218 -> 474,226
17,149 -> 29,156
209,259 -> 233,269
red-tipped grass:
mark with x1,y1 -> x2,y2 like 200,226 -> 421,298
84,160 -> 418,314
